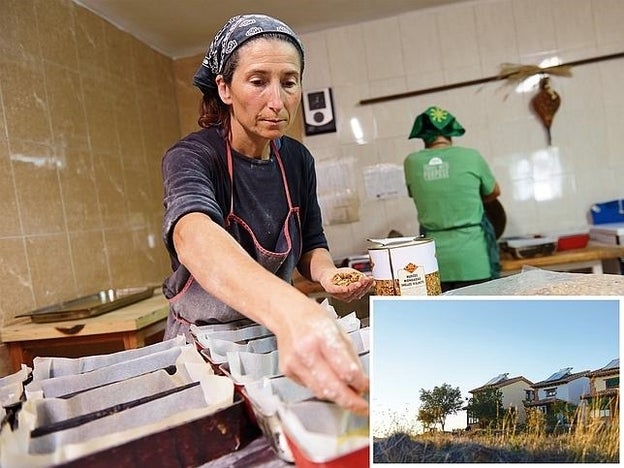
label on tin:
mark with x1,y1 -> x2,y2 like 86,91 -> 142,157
396,263 -> 427,295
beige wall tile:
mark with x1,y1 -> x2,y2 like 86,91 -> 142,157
75,5 -> 110,77
124,165 -> 152,228
0,138 -> 21,237
132,41 -> 160,96
26,233 -> 76,306
44,62 -> 89,145
93,150 -> 129,228
0,60 -> 52,144
82,75 -> 121,155
131,225 -> 170,286
34,0 -> 78,69
115,86 -> 146,171
104,22 -> 136,84
173,55 -> 204,136
11,139 -> 66,235
58,140 -> 102,231
69,230 -> 111,293
104,228 -> 142,287
0,238 -> 35,323
0,0 -> 41,63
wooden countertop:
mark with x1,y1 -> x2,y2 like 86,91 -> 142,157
0,292 -> 169,343
500,242 -> 624,272
293,243 -> 624,295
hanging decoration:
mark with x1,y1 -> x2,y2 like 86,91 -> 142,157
497,62 -> 572,146
530,75 -> 561,146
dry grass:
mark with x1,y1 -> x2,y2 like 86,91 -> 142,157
374,402 -> 619,463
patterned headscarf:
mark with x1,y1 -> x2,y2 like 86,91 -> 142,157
408,106 -> 466,144
193,14 -> 305,94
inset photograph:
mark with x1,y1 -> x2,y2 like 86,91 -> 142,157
371,297 -> 620,464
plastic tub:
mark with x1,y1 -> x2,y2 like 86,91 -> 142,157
556,233 -> 589,251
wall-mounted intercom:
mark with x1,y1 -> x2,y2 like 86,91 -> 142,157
302,87 -> 336,136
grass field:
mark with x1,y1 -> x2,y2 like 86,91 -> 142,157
373,402 -> 619,463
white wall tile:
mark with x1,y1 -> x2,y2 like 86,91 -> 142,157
435,4 -> 480,73
398,10 -> 443,76
405,70 -> 447,92
592,0 -> 624,50
443,64 -> 484,84
368,76 -> 408,102
552,0 -> 597,59
362,17 -> 405,81
325,25 -> 368,87
475,0 -> 520,75
332,84 -> 377,145
300,32 -> 331,89
370,98 -> 414,139
512,0 -> 557,60
299,0 -> 624,259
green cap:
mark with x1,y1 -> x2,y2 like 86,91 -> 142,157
408,106 -> 466,142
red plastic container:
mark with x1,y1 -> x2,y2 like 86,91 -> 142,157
556,233 -> 590,251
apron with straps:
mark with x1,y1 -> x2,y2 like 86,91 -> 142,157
163,139 -> 303,341
420,214 -> 500,280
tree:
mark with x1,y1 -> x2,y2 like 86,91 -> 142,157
417,406 -> 437,432
418,383 -> 463,432
465,387 -> 504,429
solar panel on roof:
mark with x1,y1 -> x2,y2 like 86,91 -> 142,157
544,367 -> 572,382
484,373 -> 508,386
602,358 -> 619,370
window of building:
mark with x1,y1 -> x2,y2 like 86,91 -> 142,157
525,390 -> 535,401
599,408 -> 611,418
605,377 -> 619,389
545,388 -> 557,398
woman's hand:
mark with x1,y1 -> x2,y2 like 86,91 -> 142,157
273,300 -> 369,416
319,267 -> 375,302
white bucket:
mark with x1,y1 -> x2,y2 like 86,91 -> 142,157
367,237 -> 441,296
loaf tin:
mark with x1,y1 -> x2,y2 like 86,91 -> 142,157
279,400 -> 369,468
56,393 -> 258,468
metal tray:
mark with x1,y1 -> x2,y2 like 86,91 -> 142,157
17,287 -> 155,323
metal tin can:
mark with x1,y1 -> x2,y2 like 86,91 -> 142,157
367,237 -> 441,296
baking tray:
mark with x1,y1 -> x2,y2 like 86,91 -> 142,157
17,287 -> 154,323
56,392 -> 260,468
500,237 -> 557,259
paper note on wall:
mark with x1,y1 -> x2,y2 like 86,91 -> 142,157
316,159 -> 359,225
363,164 -> 408,200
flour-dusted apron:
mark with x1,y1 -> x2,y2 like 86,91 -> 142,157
163,140 -> 303,341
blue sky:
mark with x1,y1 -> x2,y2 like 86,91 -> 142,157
370,297 -> 620,436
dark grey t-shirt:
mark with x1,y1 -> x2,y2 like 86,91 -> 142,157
161,127 -> 328,275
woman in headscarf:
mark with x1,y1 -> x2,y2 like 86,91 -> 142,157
404,106 -> 501,292
161,14 -> 372,415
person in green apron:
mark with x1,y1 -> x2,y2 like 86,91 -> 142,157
161,14 -> 372,415
403,106 -> 501,292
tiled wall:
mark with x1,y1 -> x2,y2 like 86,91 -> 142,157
297,0 -> 624,260
0,0 -> 178,374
